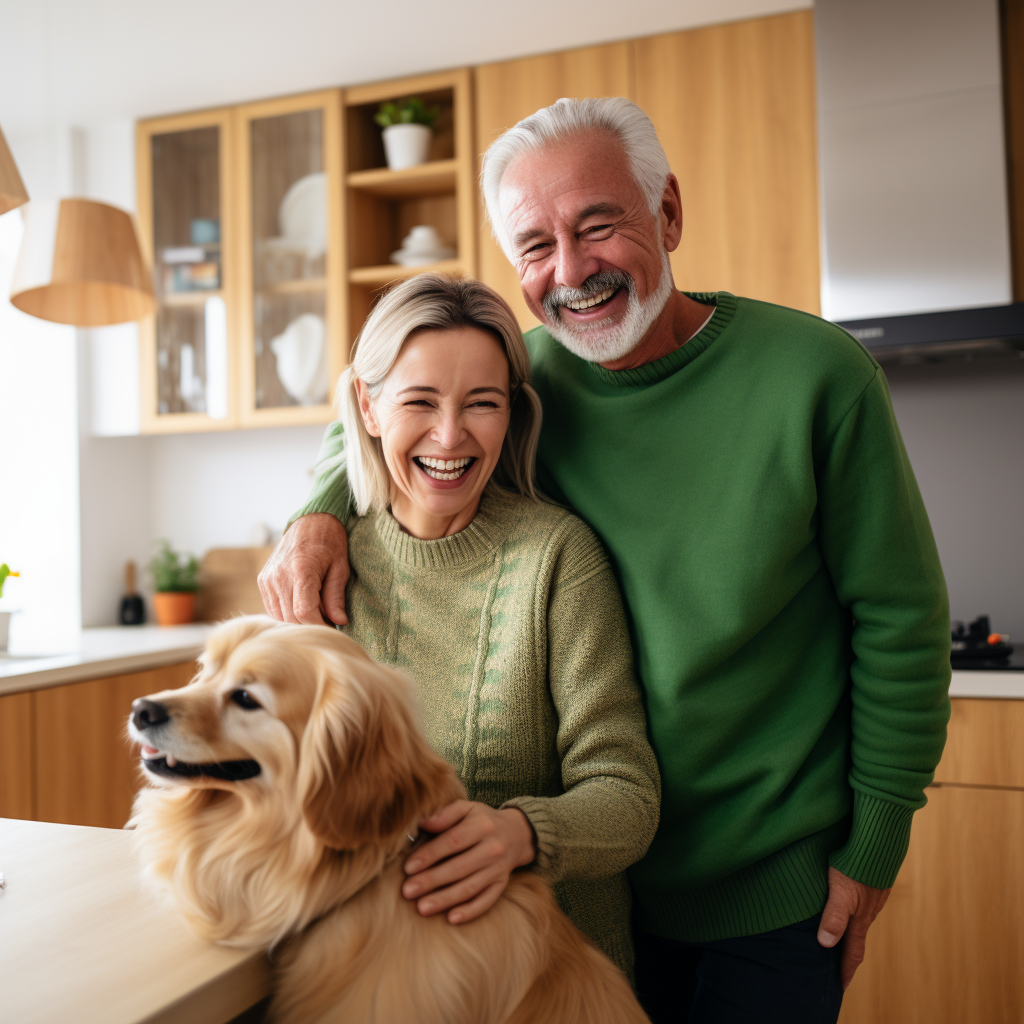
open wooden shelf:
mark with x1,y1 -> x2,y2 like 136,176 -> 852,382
347,159 -> 457,198
160,289 -> 222,307
260,277 -> 327,296
348,259 -> 462,285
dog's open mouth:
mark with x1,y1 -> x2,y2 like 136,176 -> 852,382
141,746 -> 261,781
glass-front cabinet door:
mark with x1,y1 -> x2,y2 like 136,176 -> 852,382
137,109 -> 237,432
236,91 -> 345,426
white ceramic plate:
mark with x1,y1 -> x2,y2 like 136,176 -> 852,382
269,313 -> 328,405
278,173 -> 328,258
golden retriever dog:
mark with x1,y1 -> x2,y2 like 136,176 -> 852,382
128,615 -> 650,1024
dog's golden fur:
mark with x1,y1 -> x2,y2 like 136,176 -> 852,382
129,616 -> 649,1024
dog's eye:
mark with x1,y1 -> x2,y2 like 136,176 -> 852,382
230,689 -> 262,711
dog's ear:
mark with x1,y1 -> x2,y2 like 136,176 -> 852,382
202,615 -> 279,674
299,654 -> 463,850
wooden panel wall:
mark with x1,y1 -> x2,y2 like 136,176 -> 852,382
635,12 -> 820,314
473,11 -> 821,330
474,43 -> 635,330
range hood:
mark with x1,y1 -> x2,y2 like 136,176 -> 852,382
837,303 -> 1024,362
815,0 -> 1019,362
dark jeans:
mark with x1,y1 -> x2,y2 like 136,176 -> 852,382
634,914 -> 843,1024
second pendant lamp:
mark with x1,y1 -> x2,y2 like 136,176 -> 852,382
10,197 -> 156,327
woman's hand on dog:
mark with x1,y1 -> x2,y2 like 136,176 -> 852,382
402,800 -> 536,924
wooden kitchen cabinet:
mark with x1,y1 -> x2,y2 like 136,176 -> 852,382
235,89 -> 346,427
136,108 -> 240,433
0,689 -> 35,820
838,699 -> 1024,1024
634,11 -> 821,315
0,661 -> 196,829
137,72 -> 476,433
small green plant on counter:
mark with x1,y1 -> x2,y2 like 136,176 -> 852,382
0,563 -> 19,599
374,97 -> 440,129
148,541 -> 200,593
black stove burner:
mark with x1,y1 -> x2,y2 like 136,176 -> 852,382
951,615 -> 1014,667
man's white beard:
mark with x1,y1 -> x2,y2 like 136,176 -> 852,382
545,248 -> 675,364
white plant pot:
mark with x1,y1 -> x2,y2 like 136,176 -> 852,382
0,611 -> 10,653
382,124 -> 432,171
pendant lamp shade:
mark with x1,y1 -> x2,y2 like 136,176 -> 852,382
0,125 -> 29,216
10,198 -> 156,326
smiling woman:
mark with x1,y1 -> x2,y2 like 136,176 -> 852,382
336,273 -> 541,534
320,272 -> 661,977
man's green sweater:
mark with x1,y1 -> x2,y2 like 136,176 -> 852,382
294,291 -> 952,943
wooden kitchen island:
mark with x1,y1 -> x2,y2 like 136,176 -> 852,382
0,817 -> 270,1024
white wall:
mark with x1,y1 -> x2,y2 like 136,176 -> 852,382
887,360 -> 1024,641
0,0 -> 812,135
0,179 -> 81,651
147,426 -> 327,555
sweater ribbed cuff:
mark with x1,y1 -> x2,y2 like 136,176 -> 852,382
501,796 -> 560,883
287,491 -> 352,530
828,790 -> 915,890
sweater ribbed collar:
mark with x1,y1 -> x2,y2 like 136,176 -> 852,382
587,291 -> 736,387
373,488 -> 515,569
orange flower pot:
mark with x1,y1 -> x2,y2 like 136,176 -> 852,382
153,591 -> 196,626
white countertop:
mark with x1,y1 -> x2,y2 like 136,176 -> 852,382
2,624 -> 1021,699
949,668 -> 1024,700
0,624 -> 214,696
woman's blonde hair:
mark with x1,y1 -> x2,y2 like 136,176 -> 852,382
334,273 -> 543,515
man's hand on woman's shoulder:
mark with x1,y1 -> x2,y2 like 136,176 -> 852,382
258,513 -> 351,625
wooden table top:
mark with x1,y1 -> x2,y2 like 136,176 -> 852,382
0,818 -> 269,1024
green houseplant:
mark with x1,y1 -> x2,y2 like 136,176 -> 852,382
375,98 -> 440,171
148,541 -> 199,626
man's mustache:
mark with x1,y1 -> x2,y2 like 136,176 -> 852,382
543,271 -> 633,321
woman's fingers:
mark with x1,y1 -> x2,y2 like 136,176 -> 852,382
412,865 -> 503,918
403,840 -> 499,899
417,800 -> 472,837
405,802 -> 476,873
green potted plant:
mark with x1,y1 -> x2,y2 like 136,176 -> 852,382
148,540 -> 200,626
0,563 -> 19,652
375,97 -> 440,171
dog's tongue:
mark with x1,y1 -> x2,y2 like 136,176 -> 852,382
142,745 -> 158,755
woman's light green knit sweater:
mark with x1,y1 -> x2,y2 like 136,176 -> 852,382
342,488 -> 661,973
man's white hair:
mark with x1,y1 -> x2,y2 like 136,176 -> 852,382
480,97 -> 672,257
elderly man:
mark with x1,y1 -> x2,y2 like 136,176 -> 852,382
260,98 -> 950,1024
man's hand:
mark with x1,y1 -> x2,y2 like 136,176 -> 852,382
817,865 -> 891,989
402,801 -> 536,924
258,513 -> 350,625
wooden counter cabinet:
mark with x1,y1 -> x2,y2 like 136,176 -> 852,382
838,698 -> 1024,1024
0,661 -> 196,829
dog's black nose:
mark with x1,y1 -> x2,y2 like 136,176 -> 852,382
132,698 -> 169,731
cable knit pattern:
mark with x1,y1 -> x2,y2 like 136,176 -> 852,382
343,488 -> 661,975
